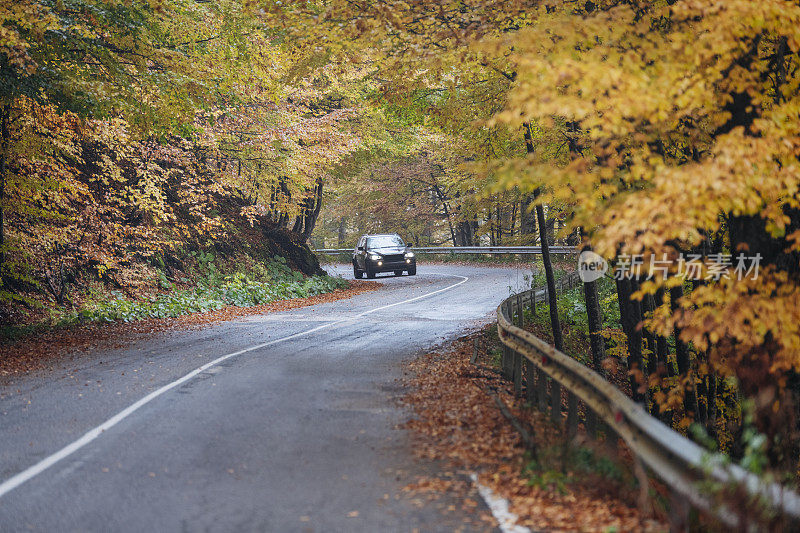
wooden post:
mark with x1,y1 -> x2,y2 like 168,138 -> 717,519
604,423 -> 618,454
668,490 -> 690,533
585,409 -> 597,440
537,368 -> 548,412
550,380 -> 562,424
512,296 -> 524,395
500,300 -> 511,379
566,393 -> 578,437
525,360 -> 536,404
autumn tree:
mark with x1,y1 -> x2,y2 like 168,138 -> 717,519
0,0 -> 218,303
0,0 -> 377,320
478,0 -> 800,467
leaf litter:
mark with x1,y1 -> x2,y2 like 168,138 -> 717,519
400,329 -> 668,532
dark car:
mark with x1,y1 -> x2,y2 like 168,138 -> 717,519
352,234 -> 416,278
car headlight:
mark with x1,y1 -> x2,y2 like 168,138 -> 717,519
404,252 -> 415,258
369,254 -> 381,261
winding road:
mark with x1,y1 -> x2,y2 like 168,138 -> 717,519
0,264 -> 532,532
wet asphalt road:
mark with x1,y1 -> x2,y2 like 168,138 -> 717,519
0,264 -> 532,532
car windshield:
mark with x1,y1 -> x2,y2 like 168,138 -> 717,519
367,235 -> 404,249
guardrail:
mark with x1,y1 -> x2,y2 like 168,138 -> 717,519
496,275 -> 800,528
313,245 -> 578,255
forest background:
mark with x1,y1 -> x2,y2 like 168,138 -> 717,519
4,0 -> 800,491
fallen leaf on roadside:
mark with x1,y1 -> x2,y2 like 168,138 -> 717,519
401,331 -> 668,532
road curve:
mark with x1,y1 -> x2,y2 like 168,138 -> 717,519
0,264 -> 532,532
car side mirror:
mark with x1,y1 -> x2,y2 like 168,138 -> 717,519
357,246 -> 365,251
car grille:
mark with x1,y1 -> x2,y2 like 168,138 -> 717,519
383,254 -> 404,262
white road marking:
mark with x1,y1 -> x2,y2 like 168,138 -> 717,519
0,274 -> 468,499
470,473 -> 530,533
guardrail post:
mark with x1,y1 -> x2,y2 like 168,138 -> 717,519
566,393 -> 578,438
537,368 -> 548,412
585,409 -> 597,440
550,380 -> 561,424
502,300 -> 513,380
604,423 -> 618,453
525,360 -> 536,404
668,490 -> 689,533
512,296 -> 524,395
513,349 -> 522,396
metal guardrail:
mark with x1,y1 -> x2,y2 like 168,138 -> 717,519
496,275 -> 800,528
313,245 -> 578,255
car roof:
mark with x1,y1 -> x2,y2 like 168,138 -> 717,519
364,233 -> 400,238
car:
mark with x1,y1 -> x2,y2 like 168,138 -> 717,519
352,233 -> 416,279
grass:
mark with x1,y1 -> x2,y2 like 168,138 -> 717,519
524,275 -> 621,365
71,273 -> 347,323
523,444 -> 630,495
1,256 -> 348,340
68,256 -> 348,324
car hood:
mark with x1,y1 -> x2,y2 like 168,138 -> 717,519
370,247 -> 407,255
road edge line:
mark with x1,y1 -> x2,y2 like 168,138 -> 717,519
469,473 -> 530,533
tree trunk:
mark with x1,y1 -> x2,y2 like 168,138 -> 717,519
432,184 -> 457,245
337,216 -> 347,247
582,248 -> 606,372
509,202 -> 517,238
617,277 -> 645,403
301,178 -> 323,241
706,368 -> 717,438
670,285 -> 699,419
545,216 -> 555,245
0,103 -> 9,277
524,122 -> 563,351
641,292 -> 658,375
654,287 -> 673,376
520,196 -> 536,241
487,211 -> 494,246
536,201 -> 563,350
455,220 -> 474,246
291,214 -> 304,234
495,204 -> 502,245
444,203 -> 456,245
